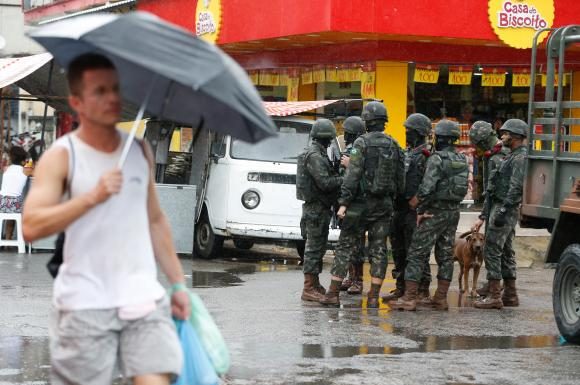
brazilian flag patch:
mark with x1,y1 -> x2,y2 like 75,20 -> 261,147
350,148 -> 361,160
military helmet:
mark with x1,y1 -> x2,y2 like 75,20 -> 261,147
361,101 -> 388,122
469,121 -> 496,149
434,119 -> 461,138
404,113 -> 432,136
499,119 -> 528,138
310,118 -> 337,139
343,116 -> 365,135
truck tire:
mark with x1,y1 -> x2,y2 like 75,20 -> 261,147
296,240 -> 305,265
194,214 -> 224,259
553,244 -> 580,343
233,239 -> 254,250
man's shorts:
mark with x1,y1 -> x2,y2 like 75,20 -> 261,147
49,296 -> 183,385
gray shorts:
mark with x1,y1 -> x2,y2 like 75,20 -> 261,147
49,296 -> 183,385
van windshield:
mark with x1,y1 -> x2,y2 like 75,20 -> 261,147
230,120 -> 312,163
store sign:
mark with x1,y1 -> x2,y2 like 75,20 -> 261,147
448,66 -> 472,85
259,70 -> 280,86
301,69 -> 313,85
312,67 -> 326,83
512,68 -> 531,87
195,0 -> 223,43
414,65 -> 439,84
489,0 -> 554,49
326,66 -> 338,82
541,73 -> 570,87
482,68 -> 507,87
361,71 -> 376,99
248,70 -> 259,85
287,77 -> 300,102
349,65 -> 362,82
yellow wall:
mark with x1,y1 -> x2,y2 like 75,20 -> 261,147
572,71 -> 580,152
375,61 -> 408,145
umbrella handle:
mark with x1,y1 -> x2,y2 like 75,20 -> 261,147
117,78 -> 157,168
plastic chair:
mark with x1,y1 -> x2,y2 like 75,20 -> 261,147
0,213 -> 27,253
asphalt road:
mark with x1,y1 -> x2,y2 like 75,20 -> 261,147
1,243 -> 579,385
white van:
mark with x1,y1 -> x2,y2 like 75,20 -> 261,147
193,117 -> 341,259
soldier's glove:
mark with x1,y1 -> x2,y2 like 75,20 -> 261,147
493,207 -> 508,227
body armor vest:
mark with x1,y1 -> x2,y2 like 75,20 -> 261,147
361,134 -> 403,197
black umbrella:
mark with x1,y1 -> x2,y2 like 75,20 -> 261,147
28,11 -> 276,164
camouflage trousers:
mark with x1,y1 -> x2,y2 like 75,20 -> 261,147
301,201 -> 332,274
390,207 -> 432,291
405,208 -> 460,282
484,203 -> 518,281
331,203 -> 390,280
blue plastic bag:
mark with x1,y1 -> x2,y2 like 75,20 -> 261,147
172,319 -> 219,385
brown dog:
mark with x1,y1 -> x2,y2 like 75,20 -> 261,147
454,230 -> 485,297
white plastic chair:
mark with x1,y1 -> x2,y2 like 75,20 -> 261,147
0,213 -> 27,253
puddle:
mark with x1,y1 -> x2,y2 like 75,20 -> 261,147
300,334 -> 561,358
0,337 -> 50,383
191,261 -> 299,288
190,271 -> 245,288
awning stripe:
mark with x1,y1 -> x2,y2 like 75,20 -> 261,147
0,53 -> 53,89
263,100 -> 340,116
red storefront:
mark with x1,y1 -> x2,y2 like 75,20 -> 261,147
24,0 -> 580,144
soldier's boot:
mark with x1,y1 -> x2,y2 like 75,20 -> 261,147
501,279 -> 519,307
476,282 -> 490,297
313,274 -> 326,295
417,281 -> 431,303
388,281 -> 418,311
422,279 -> 450,310
340,264 -> 355,291
381,287 -> 403,302
347,263 -> 364,295
301,274 -> 324,302
319,280 -> 342,307
366,283 -> 382,308
474,280 -> 503,309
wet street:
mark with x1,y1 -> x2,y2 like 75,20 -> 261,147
1,243 -> 580,385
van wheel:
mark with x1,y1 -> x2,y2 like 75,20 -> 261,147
194,214 -> 224,259
296,240 -> 305,265
553,244 -> 580,344
234,239 -> 254,250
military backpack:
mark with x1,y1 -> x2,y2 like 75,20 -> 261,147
296,149 -> 314,201
361,134 -> 404,197
433,151 -> 469,202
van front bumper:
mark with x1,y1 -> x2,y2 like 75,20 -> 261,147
224,222 -> 340,242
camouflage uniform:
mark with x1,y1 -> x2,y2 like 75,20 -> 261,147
484,145 -> 528,281
299,141 -> 343,274
330,131 -> 403,280
405,148 -> 468,283
390,144 -> 432,293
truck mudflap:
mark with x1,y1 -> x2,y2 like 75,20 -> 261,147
552,244 -> 580,343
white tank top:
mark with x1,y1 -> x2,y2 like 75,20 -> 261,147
52,131 -> 164,310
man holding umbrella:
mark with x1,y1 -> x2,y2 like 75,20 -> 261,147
23,54 -> 188,385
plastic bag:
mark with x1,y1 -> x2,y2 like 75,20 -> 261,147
188,292 -> 230,375
172,319 -> 219,385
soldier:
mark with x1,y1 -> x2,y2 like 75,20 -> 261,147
468,121 -> 510,297
296,119 -> 343,302
383,113 -> 433,302
320,101 -> 404,308
474,119 -> 528,309
339,116 -> 367,295
389,120 -> 468,311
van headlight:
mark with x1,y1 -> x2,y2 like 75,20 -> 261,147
241,190 -> 260,209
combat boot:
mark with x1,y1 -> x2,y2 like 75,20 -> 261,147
347,263 -> 364,295
474,280 -> 503,309
476,282 -> 490,297
421,279 -> 450,310
319,279 -> 342,306
340,264 -> 355,291
367,283 -> 382,308
416,281 -> 432,307
313,274 -> 326,295
301,274 -> 324,302
381,287 -> 403,302
388,281 -> 418,311
501,279 -> 519,307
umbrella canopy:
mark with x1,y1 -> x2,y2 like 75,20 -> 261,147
27,11 -> 276,144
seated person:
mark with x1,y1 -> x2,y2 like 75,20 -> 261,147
0,146 -> 30,241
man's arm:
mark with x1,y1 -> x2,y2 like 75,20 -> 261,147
142,142 -> 190,320
416,154 -> 442,214
503,154 -> 526,208
338,138 -> 365,207
306,152 -> 342,192
22,146 -> 120,241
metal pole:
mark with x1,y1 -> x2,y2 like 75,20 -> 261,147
0,88 -> 4,169
39,60 -> 54,155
